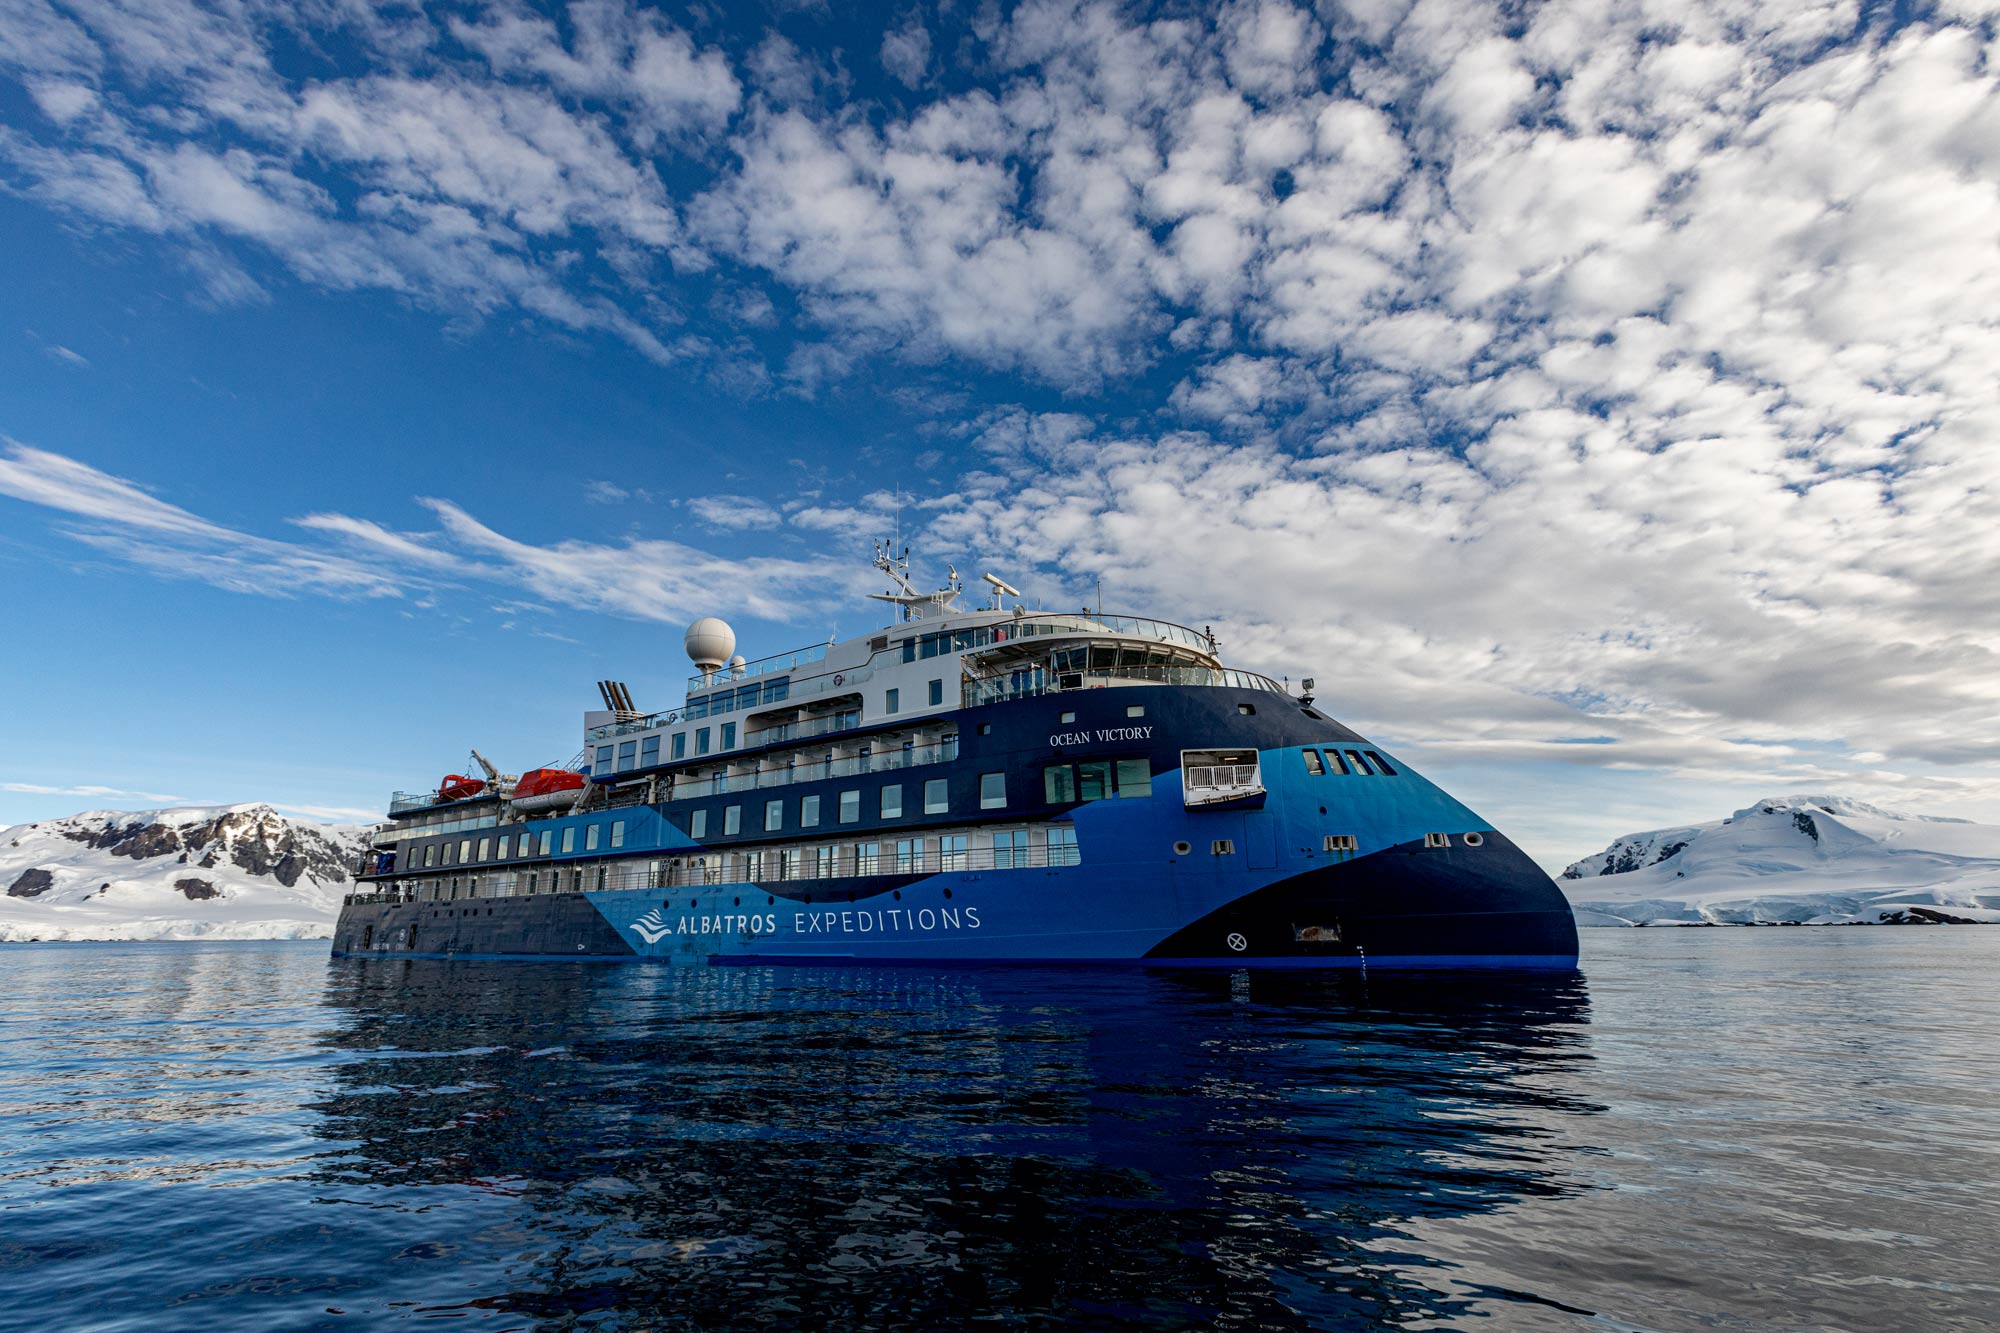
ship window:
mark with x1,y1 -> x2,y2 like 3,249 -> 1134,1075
477,838 -> 491,862
595,745 -> 613,774
1345,749 -> 1375,776
611,821 -> 626,848
765,799 -> 784,832
857,841 -> 880,874
1323,748 -> 1350,775
1044,765 -> 1077,803
561,827 -> 576,854
537,831 -> 552,856
903,639 -> 916,663
881,784 -> 904,818
724,805 -> 742,836
978,723 -> 991,735
696,727 -> 711,756
1077,761 -> 1112,802
690,809 -> 708,839
672,732 -> 687,760
1424,832 -> 1450,848
1325,834 -> 1357,853
1302,749 -> 1325,776
1060,710 -> 1076,724
979,772 -> 1006,809
1238,703 -> 1255,716
720,722 -> 736,751
1126,704 -> 1145,718
924,778 -> 949,814
920,633 -> 943,659
1211,839 -> 1235,855
885,688 -> 900,715
941,834 -> 968,871
895,838 -> 919,873
928,678 -> 944,707
424,844 -> 437,867
641,736 -> 660,766
459,839 -> 473,862
1048,826 -> 1079,865
518,832 -> 532,857
995,829 -> 1029,867
1115,759 -> 1153,798
1365,750 -> 1398,776
838,790 -> 860,824
586,824 -> 600,851
617,741 -> 637,772
802,795 -> 821,828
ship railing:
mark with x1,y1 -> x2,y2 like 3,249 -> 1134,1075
685,641 -> 830,694
745,710 -> 861,748
963,664 -> 1290,708
1185,763 -> 1261,792
662,738 -> 958,800
341,841 -> 1084,907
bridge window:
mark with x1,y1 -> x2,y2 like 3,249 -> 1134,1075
1366,750 -> 1398,776
1345,749 -> 1374,775
924,779 -> 949,814
881,784 -> 904,818
802,794 -> 821,828
1302,749 -> 1325,776
980,772 -> 1006,809
839,790 -> 860,823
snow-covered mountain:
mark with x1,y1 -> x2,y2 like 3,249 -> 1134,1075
1561,795 -> 2000,926
0,804 -> 369,941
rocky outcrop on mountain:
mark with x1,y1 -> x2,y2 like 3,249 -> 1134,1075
0,804 -> 370,941
1562,796 -> 2000,927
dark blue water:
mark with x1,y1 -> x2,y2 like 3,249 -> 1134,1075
3,932 -> 1997,1332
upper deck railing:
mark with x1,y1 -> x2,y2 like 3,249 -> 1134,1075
685,641 -> 829,695
963,663 -> 1289,707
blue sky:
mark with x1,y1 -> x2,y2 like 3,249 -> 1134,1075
4,0 -> 2000,867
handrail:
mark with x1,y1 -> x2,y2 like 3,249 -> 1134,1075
663,737 -> 958,800
686,641 -> 828,694
963,664 -> 1288,707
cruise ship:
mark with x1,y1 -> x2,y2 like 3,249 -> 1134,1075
332,551 -> 1578,968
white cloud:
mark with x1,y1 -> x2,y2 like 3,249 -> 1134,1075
687,494 -> 782,529
0,781 -> 186,802
881,14 -> 932,89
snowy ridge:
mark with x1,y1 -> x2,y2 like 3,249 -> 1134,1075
0,803 -> 368,941
1561,796 -> 2000,927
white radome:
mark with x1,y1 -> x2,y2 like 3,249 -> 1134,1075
729,654 -> 748,677
685,617 -> 736,670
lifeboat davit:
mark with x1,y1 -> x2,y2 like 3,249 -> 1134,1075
510,767 -> 587,813
435,774 -> 487,802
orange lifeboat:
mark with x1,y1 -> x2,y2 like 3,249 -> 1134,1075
436,774 -> 488,802
510,767 -> 587,813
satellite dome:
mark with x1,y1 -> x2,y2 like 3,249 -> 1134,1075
685,617 -> 736,671
729,654 -> 748,678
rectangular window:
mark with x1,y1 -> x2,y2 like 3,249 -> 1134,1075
1365,750 -> 1398,776
720,721 -> 736,750
1077,760 -> 1112,802
801,794 -> 821,828
459,838 -> 473,862
816,845 -> 834,878
1302,749 -> 1325,776
440,842 -> 454,866
672,732 -> 687,760
979,772 -> 1006,810
839,790 -> 860,824
690,809 -> 708,839
724,805 -> 741,836
919,634 -> 941,659
924,778 -> 949,814
595,745 -> 613,774
856,841 -> 880,874
494,837 -> 510,861
641,735 -> 660,766
1060,710 -> 1076,724
1048,826 -> 1080,866
941,834 -> 968,871
1325,748 -> 1351,775
884,687 -> 900,715
1115,759 -> 1152,798
477,837 -> 491,862
617,740 -> 637,772
538,830 -> 554,856
1126,704 -> 1146,718
880,784 -> 903,818
696,727 -> 711,756
765,799 -> 784,832
518,832 -> 533,857
561,827 -> 576,854
586,824 -> 600,851
995,829 -> 1029,868
611,820 -> 626,847
1044,765 -> 1076,802
424,844 -> 437,867
928,678 -> 943,707
895,838 -> 919,873
902,638 -> 916,663
1346,749 -> 1375,776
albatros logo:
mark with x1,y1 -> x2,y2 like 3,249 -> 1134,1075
628,908 -> 672,944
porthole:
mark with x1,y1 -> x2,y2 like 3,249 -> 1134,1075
893,890 -> 902,900
1173,840 -> 1191,856
1238,703 -> 1255,716
766,896 -> 774,906
732,896 -> 740,906
1463,832 -> 1485,847
943,887 -> 954,899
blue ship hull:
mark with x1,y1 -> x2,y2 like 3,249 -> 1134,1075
333,685 -> 1578,970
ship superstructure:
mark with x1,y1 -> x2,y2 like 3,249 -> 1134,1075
333,552 -> 1578,968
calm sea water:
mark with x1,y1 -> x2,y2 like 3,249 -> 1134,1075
3,932 -> 1997,1332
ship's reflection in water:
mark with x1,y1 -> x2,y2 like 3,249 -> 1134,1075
313,960 -> 1595,1328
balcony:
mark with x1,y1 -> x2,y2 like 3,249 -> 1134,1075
663,737 -> 958,801
685,641 -> 829,694
746,710 -> 861,748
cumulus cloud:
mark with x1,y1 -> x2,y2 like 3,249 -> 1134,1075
687,494 -> 782,529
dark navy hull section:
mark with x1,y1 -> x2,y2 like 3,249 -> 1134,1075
335,684 -> 1579,970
